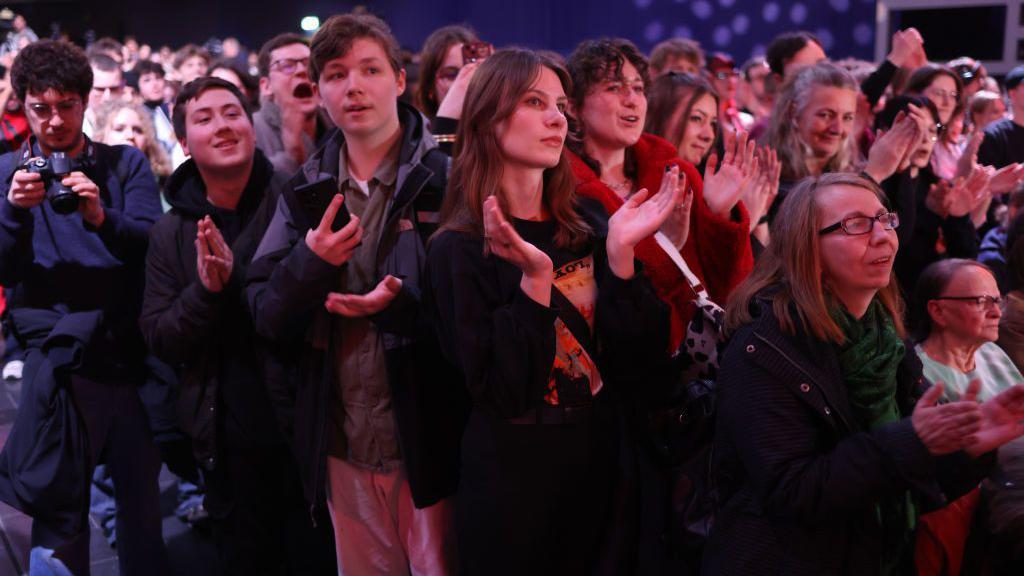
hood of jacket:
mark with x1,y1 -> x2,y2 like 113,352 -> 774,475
297,100 -> 435,189
163,147 -> 276,222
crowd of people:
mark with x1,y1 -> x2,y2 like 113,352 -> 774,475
0,9 -> 1021,576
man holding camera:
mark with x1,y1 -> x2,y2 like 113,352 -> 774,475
0,40 -> 166,574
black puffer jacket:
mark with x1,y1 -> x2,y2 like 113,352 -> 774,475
140,150 -> 286,469
702,296 -> 994,575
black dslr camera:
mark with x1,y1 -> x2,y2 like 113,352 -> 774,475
22,152 -> 80,215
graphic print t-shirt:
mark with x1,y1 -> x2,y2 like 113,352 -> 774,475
512,218 -> 602,407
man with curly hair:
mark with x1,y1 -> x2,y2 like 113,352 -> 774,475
0,39 -> 167,575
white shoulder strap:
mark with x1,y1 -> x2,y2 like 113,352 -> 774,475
653,231 -> 710,300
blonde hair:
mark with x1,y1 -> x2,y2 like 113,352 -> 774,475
93,100 -> 172,178
726,172 -> 905,344
766,62 -> 860,182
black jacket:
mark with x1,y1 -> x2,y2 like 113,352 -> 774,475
0,309 -> 102,540
702,297 -> 993,576
140,151 -> 286,469
246,102 -> 462,511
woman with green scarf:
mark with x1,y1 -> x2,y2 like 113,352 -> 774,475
701,172 -> 1024,575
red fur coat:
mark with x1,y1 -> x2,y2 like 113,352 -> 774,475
569,134 -> 754,351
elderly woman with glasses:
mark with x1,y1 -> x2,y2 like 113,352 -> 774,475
909,258 -> 1024,575
704,172 -> 1024,575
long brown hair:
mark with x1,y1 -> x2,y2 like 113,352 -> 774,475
437,48 -> 591,250
726,172 -> 906,344
415,25 -> 478,119
644,72 -> 719,156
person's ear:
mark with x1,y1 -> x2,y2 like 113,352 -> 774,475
926,300 -> 947,328
396,68 -> 406,95
259,76 -> 272,99
178,136 -> 189,157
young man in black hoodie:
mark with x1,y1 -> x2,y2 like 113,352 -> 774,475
140,77 -> 334,574
246,13 -> 462,574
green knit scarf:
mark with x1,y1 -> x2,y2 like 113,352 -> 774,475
831,299 -> 914,575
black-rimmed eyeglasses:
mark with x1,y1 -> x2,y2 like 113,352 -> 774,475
931,295 -> 1003,311
819,212 -> 900,236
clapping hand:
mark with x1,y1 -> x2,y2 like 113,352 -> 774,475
325,275 -> 403,317
195,216 -> 234,293
743,146 -> 781,233
988,163 -> 1024,195
963,382 -> 1024,457
658,169 -> 693,250
482,195 -> 554,305
703,129 -> 758,217
864,108 -> 925,183
607,164 -> 685,279
912,382 -> 982,455
945,168 -> 992,219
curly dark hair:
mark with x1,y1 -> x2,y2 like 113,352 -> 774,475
11,39 -> 93,104
566,38 -> 648,107
565,38 -> 649,177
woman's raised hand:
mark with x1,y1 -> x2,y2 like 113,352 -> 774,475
703,129 -> 758,217
607,165 -> 685,279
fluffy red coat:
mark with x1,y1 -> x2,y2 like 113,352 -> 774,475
569,134 -> 754,351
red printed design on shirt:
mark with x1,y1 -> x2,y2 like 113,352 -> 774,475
544,255 -> 603,406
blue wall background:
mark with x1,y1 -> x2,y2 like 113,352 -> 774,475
59,0 -> 879,63
338,0 -> 878,61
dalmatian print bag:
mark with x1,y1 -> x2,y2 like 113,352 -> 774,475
653,232 -> 726,383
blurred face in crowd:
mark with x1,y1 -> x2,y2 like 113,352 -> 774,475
657,55 -> 700,77
910,117 -> 939,170
495,66 -> 568,171
922,74 -> 958,125
260,42 -> 317,115
211,67 -> 245,93
1010,86 -> 1024,117
974,98 -> 1006,131
578,59 -> 646,153
675,92 -> 718,165
433,42 -> 464,107
745,63 -> 770,101
222,38 -> 241,59
180,87 -> 255,173
178,55 -> 208,84
315,37 -> 405,142
710,66 -> 738,103
795,85 -> 856,161
25,89 -> 86,154
927,266 -> 1002,344
784,41 -> 826,80
139,72 -> 166,103
817,184 -> 898,309
103,108 -> 148,150
89,67 -> 125,111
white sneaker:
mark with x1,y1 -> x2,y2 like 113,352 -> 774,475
2,360 -> 23,381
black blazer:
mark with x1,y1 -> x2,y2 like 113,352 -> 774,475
702,297 -> 993,575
